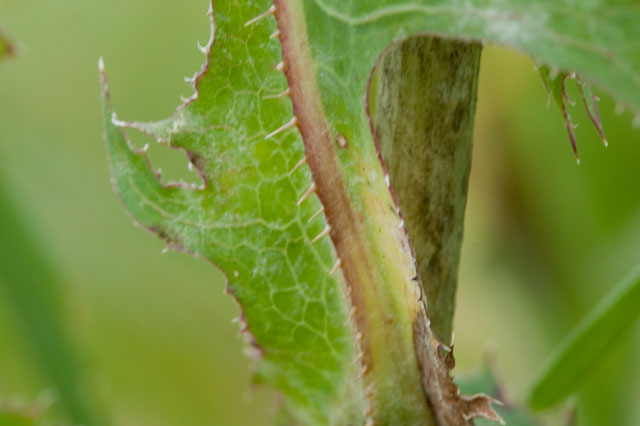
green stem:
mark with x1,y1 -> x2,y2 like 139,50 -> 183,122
274,3 -> 495,419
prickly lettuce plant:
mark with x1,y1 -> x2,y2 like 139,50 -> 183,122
101,0 -> 640,424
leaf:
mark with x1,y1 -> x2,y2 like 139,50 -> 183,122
100,4 -> 364,423
578,79 -> 608,147
529,262 -> 640,410
372,35 -> 481,344
102,0 -> 640,423
0,181 -> 104,425
539,66 -> 608,162
306,0 -> 640,112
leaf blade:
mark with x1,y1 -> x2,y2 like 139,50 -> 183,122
307,0 -> 640,112
99,1 -> 364,420
529,262 -> 640,410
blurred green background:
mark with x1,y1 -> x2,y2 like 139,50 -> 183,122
0,0 -> 639,425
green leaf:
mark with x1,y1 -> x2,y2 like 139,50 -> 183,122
99,4 -> 364,422
539,66 -> 608,162
303,0 -> 640,113
102,0 -> 640,423
372,35 -> 481,344
529,262 -> 640,410
0,181 -> 104,425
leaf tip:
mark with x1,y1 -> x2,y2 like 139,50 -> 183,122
98,57 -> 107,94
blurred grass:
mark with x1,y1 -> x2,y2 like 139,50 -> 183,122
529,262 -> 640,410
0,1 -> 639,425
0,179 -> 104,425
0,1 -> 274,425
0,28 -> 13,62
0,411 -> 35,426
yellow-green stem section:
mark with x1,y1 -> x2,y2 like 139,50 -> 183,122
275,1 -> 435,424
275,1 -> 482,423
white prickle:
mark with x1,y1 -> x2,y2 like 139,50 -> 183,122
330,258 -> 342,274
310,224 -> 331,243
263,88 -> 290,100
266,116 -> 297,139
306,206 -> 324,224
296,182 -> 316,206
353,332 -> 362,347
357,363 -> 369,380
344,306 -> 356,327
288,155 -> 307,176
244,5 -> 276,27
363,406 -> 374,419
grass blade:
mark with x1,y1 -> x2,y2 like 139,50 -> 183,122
0,181 -> 103,425
529,262 -> 640,410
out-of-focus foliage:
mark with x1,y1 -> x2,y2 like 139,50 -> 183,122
464,47 -> 640,426
0,183 -> 104,425
0,410 -> 36,426
0,30 -> 13,62
0,2 -> 276,424
0,399 -> 48,426
529,262 -> 640,410
457,365 -> 539,426
0,1 -> 639,425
